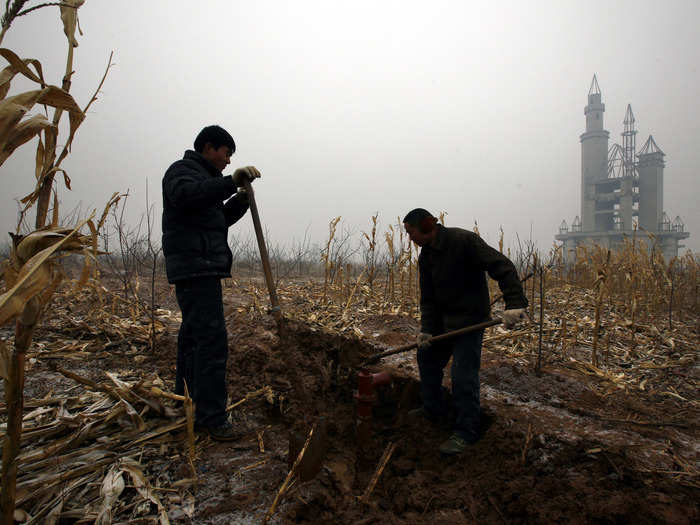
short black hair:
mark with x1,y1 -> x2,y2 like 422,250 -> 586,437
194,125 -> 236,154
403,208 -> 434,228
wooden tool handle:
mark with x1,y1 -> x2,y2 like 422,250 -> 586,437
360,318 -> 502,367
242,179 -> 281,322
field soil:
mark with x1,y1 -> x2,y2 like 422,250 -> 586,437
1,276 -> 698,524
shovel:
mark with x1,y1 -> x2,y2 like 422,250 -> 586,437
242,179 -> 309,404
359,271 -> 536,368
242,180 -> 326,475
359,318 -> 503,367
242,179 -> 282,327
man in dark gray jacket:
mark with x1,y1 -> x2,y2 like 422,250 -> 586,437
403,208 -> 528,455
162,125 -> 260,441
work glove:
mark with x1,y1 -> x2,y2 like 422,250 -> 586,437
232,166 -> 261,187
233,188 -> 249,205
502,308 -> 527,329
417,332 -> 432,350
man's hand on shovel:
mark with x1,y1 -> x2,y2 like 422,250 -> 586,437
232,166 -> 261,186
501,308 -> 527,329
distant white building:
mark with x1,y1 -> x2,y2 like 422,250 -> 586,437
556,75 -> 689,261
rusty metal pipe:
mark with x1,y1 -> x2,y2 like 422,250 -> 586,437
354,370 -> 392,446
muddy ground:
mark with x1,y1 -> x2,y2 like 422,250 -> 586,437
2,278 -> 699,524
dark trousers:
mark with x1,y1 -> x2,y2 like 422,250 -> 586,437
175,277 -> 228,427
417,330 -> 484,442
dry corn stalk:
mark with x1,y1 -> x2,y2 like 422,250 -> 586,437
0,3 -> 116,521
360,441 -> 397,503
321,216 -> 340,302
0,213 -> 105,524
384,224 -> 396,302
591,250 -> 611,367
361,212 -> 379,298
263,423 -> 316,524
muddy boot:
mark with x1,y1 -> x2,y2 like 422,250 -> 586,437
438,433 -> 471,456
196,420 -> 239,442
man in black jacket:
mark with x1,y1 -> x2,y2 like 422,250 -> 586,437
162,125 -> 260,441
403,208 -> 528,455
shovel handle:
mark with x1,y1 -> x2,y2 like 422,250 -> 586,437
242,179 -> 281,322
360,318 -> 502,367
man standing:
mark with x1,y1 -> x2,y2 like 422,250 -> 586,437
162,125 -> 260,441
403,208 -> 528,455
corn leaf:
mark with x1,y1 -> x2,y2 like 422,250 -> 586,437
0,113 -> 56,166
95,466 -> 125,525
119,461 -> 170,525
120,398 -> 145,431
21,167 -> 71,209
37,85 -> 83,114
34,134 -> 44,180
0,48 -> 45,96
76,219 -> 98,289
0,86 -> 83,167
0,96 -> 37,153
97,192 -> 124,231
60,1 -> 86,49
14,228 -> 88,264
38,86 -> 85,145
0,260 -> 53,326
0,215 -> 93,325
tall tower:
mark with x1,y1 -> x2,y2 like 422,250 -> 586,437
637,135 -> 664,232
580,75 -> 610,231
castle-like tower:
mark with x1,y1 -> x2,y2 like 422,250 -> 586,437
556,75 -> 689,260
580,75 -> 610,232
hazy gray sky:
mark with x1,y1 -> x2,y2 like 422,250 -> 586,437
1,0 -> 699,253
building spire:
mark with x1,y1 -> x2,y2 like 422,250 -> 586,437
588,74 -> 601,96
638,134 -> 664,156
623,104 -> 635,127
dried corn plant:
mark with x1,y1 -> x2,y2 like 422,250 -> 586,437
321,216 -> 340,302
361,212 -> 379,300
0,2 -> 119,521
405,234 -> 418,310
384,224 -> 396,303
591,249 -> 611,367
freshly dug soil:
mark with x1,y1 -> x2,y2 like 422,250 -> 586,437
169,313 -> 698,524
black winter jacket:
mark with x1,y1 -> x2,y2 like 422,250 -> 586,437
419,225 -> 528,334
162,150 -> 248,283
